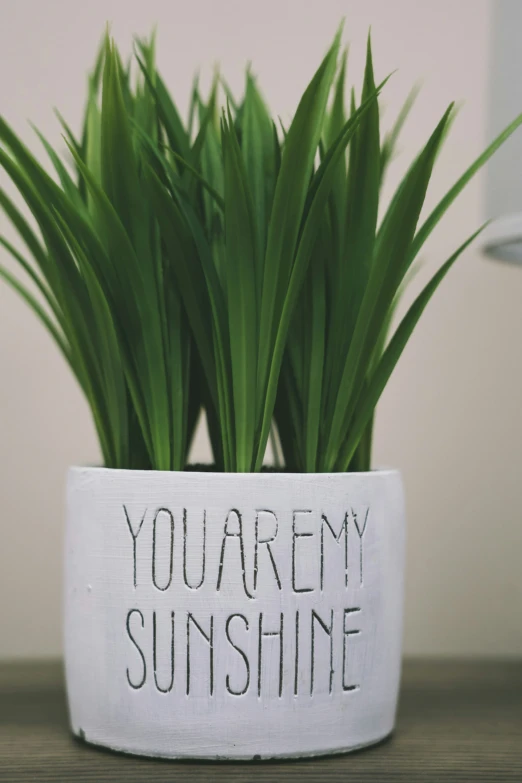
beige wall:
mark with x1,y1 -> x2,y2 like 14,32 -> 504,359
1,0 -> 521,660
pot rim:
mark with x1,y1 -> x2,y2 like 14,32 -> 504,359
68,465 -> 400,479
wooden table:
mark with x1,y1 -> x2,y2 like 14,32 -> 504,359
1,659 -> 521,781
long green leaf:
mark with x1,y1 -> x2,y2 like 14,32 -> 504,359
337,226 -> 485,469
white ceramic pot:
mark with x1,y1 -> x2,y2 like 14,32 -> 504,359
64,467 -> 405,760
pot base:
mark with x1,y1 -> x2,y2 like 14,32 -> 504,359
72,726 -> 394,761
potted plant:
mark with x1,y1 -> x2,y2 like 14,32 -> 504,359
0,27 -> 520,761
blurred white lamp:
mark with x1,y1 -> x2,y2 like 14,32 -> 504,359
483,0 -> 522,263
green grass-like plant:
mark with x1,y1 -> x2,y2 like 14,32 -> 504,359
1,28 -> 520,472
0,39 -> 200,470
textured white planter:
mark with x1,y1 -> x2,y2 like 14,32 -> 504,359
64,467 -> 406,760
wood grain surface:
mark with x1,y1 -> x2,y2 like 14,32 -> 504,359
0,659 -> 521,781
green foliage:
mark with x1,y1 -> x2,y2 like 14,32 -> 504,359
1,28 -> 521,472
0,36 -> 196,469
274,37 -> 522,472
